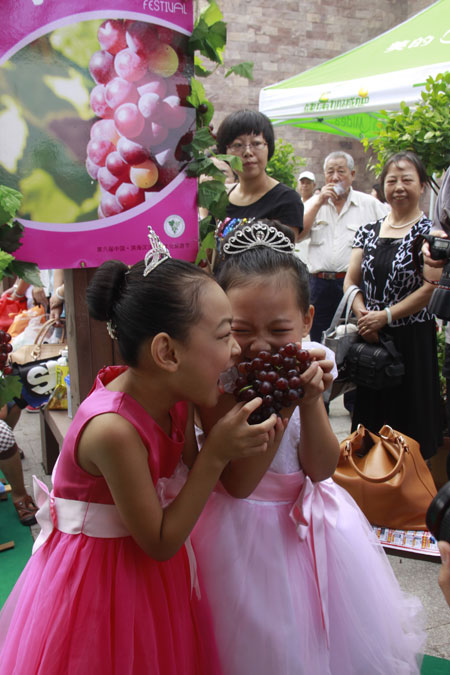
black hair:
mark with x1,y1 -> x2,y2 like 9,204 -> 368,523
86,258 -> 210,366
216,110 -> 275,160
371,183 -> 385,203
379,151 -> 429,200
215,219 -> 310,314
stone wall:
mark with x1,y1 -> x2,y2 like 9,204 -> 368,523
201,0 -> 434,196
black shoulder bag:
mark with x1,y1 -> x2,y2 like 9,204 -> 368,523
345,332 -> 405,390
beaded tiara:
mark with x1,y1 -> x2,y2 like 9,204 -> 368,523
222,221 -> 295,256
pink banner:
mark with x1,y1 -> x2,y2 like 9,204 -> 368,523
0,0 -> 197,268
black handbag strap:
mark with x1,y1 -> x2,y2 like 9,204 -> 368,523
378,332 -> 402,362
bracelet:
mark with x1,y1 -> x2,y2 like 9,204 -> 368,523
12,290 -> 25,298
384,307 -> 393,325
55,287 -> 64,301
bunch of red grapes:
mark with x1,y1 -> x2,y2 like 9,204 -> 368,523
86,19 -> 194,217
234,343 -> 312,424
0,331 -> 13,376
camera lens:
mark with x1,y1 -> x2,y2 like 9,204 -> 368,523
426,481 -> 450,542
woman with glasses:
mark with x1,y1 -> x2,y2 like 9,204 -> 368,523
216,110 -> 304,240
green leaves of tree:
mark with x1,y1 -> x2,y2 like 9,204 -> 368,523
363,72 -> 450,183
0,186 -> 22,225
0,375 -> 23,408
189,2 -> 226,64
266,139 -> 304,190
187,0 -> 254,247
225,63 -> 254,80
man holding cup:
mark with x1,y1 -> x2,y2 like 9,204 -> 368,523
300,151 -> 389,342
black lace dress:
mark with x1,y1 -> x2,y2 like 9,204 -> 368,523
351,216 -> 442,459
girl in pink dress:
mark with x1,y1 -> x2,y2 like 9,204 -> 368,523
0,230 -> 279,674
192,220 -> 425,675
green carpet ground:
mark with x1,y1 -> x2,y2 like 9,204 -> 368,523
0,486 -> 34,607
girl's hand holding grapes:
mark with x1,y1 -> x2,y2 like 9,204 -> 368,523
298,346 -> 334,407
205,397 -> 278,467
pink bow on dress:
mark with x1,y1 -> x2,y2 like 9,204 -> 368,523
289,477 -> 340,647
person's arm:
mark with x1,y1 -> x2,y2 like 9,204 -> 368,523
8,278 -> 30,300
344,248 -> 366,318
300,184 -> 336,237
357,279 -> 435,337
78,399 -> 276,561
49,270 -> 65,324
297,349 -> 340,481
199,393 -> 288,498
438,541 -> 450,607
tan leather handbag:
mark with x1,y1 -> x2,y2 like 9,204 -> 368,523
333,424 -> 437,530
10,318 -> 66,365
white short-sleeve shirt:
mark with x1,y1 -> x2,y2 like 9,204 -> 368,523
306,189 -> 389,274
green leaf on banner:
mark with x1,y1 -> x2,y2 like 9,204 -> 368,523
43,69 -> 91,120
0,186 -> 22,224
225,62 -> 254,80
6,261 -> 42,286
0,96 -> 29,174
49,21 -> 102,70
0,221 -> 24,254
19,169 -> 80,223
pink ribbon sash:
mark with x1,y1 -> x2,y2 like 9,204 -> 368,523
289,476 -> 340,647
32,476 -> 130,554
219,471 -> 340,647
32,470 -> 201,600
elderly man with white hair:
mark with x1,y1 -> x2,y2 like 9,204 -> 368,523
301,151 -> 389,343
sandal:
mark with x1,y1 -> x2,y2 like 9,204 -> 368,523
13,495 -> 38,526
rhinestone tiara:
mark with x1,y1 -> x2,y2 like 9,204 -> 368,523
222,222 -> 295,256
143,226 -> 171,276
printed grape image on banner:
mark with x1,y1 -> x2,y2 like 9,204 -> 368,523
0,1 -> 197,269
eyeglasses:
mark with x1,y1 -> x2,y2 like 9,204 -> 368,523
227,140 -> 267,154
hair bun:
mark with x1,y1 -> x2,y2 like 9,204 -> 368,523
86,260 -> 129,322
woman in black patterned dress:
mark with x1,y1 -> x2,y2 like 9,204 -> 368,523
344,151 -> 441,459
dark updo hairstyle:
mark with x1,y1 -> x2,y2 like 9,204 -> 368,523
86,258 -> 210,366
379,151 -> 429,201
215,219 -> 310,314
216,110 -> 275,160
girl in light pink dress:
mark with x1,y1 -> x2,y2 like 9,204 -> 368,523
192,220 -> 425,675
0,231 -> 279,674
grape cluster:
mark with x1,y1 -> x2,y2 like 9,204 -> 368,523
234,343 -> 312,424
0,331 -> 13,376
86,19 -> 194,217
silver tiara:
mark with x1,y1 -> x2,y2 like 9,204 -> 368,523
222,223 -> 295,256
143,226 -> 171,276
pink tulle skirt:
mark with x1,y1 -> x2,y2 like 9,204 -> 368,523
0,530 -> 220,674
192,471 -> 425,675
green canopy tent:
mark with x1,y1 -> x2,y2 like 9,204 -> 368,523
259,0 -> 450,140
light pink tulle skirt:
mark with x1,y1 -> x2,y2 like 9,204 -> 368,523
192,471 -> 425,675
